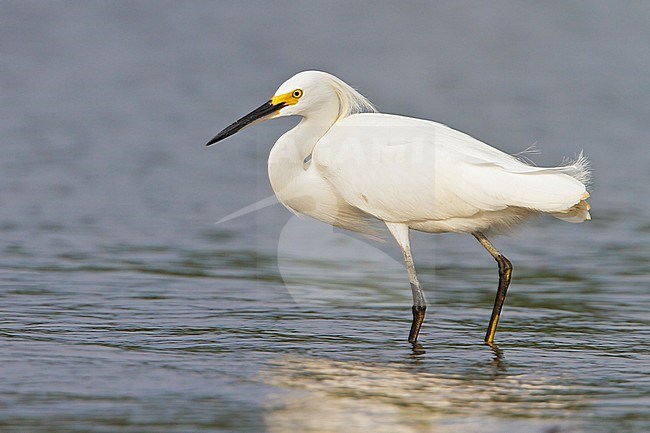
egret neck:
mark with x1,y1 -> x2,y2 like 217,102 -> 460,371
267,96 -> 339,213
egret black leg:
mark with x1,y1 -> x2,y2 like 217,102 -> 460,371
402,246 -> 427,344
409,303 -> 427,344
386,223 -> 427,344
404,257 -> 427,343
473,232 -> 513,344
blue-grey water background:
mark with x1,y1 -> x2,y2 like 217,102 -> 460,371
1,1 -> 649,432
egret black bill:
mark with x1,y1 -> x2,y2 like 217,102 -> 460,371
206,100 -> 287,146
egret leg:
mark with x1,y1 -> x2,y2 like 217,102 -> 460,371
386,223 -> 427,344
473,232 -> 513,344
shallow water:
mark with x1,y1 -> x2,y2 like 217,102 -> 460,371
1,2 -> 649,432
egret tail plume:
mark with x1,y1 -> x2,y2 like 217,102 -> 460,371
560,151 -> 591,187
550,151 -> 591,222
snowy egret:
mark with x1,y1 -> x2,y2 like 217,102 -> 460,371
206,71 -> 591,345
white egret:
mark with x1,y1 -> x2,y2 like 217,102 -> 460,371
206,71 -> 591,345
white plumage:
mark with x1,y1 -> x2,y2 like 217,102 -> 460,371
315,113 -> 590,233
207,70 -> 591,345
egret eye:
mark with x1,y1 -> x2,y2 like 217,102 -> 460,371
292,89 -> 303,99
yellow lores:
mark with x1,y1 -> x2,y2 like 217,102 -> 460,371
206,71 -> 591,346
271,89 -> 303,107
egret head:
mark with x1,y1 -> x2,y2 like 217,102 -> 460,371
206,71 -> 375,146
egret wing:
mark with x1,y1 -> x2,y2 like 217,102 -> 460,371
313,113 -> 587,224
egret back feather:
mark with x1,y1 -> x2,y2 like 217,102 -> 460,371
314,113 -> 591,234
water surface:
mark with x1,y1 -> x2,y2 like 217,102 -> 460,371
1,2 -> 649,432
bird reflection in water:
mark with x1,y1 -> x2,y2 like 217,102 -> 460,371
262,352 -> 581,433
